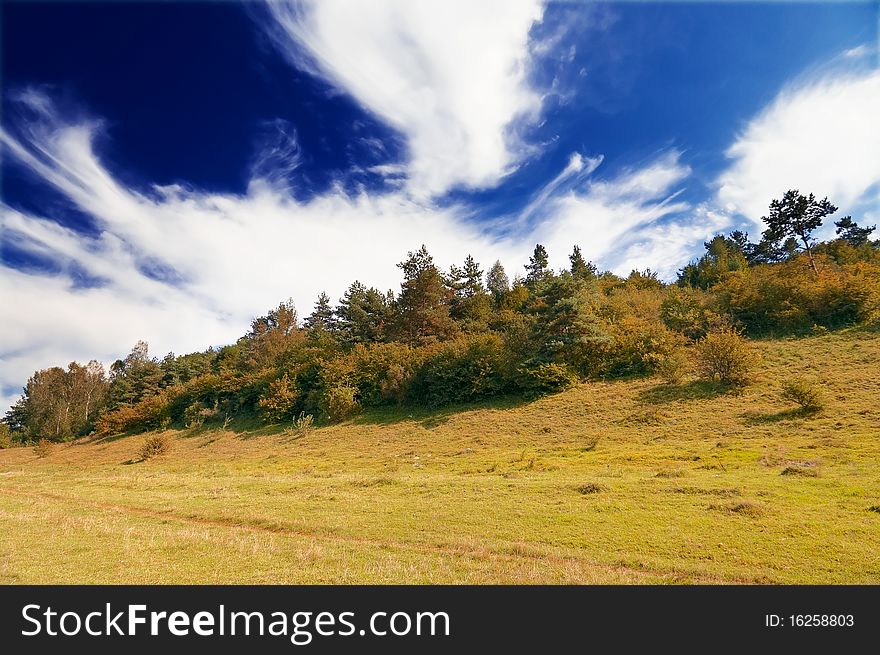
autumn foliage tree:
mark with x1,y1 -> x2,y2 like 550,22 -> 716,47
5,361 -> 107,441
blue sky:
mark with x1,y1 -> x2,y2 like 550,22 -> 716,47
1,0 -> 878,410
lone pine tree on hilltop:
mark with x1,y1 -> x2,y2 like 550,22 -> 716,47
761,189 -> 837,274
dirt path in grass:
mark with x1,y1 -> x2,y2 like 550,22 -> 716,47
0,486 -> 751,584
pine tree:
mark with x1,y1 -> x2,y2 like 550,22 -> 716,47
305,292 -> 335,332
336,282 -> 391,345
447,255 -> 490,331
461,255 -> 485,297
835,216 -> 876,247
106,341 -> 164,410
528,273 -> 610,374
525,244 -> 551,287
762,190 -> 837,274
569,245 -> 597,281
394,245 -> 457,345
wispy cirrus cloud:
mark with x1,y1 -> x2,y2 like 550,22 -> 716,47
256,0 -> 546,199
532,150 -> 722,279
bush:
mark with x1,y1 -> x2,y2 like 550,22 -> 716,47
781,464 -> 819,477
95,392 -> 173,435
184,402 -> 204,428
713,258 -> 880,334
605,316 -> 684,378
182,400 -> 219,428
138,434 -> 171,460
258,373 -> 299,423
290,412 -> 314,438
581,434 -> 600,451
320,384 -> 359,422
593,287 -> 689,378
95,405 -> 139,435
408,335 -> 510,406
33,439 -> 53,458
660,287 -> 723,340
0,423 -> 12,449
650,347 -> 690,385
576,482 -> 604,494
693,328 -> 759,386
518,362 -> 577,395
348,343 -> 421,406
781,378 -> 824,412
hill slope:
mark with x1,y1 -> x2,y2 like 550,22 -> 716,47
1,329 -> 878,584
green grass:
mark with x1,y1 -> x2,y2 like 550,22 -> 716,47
1,328 -> 879,584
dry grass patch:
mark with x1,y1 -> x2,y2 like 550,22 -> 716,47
781,464 -> 820,477
672,487 -> 740,497
655,467 -> 686,478
709,501 -> 764,517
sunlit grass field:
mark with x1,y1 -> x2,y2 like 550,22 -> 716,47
1,329 -> 878,584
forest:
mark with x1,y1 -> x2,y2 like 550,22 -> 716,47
3,189 -> 878,446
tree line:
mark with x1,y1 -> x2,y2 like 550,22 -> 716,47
3,190 -> 878,444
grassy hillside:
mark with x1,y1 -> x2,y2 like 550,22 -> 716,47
1,328 -> 878,584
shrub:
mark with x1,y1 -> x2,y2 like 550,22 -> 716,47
95,393 -> 173,435
258,373 -> 299,423
576,482 -> 604,494
320,384 -> 359,422
581,434 -> 600,451
0,423 -> 12,449
660,287 -> 723,340
518,362 -> 577,395
780,378 -> 824,412
379,363 -> 413,403
95,405 -> 139,435
712,258 -> 880,334
709,501 -> 763,517
781,465 -> 819,477
650,347 -> 690,384
171,371 -> 268,420
183,402 -> 207,428
656,467 -> 685,478
348,343 -> 421,406
408,335 -> 510,406
290,412 -> 314,438
693,328 -> 759,386
138,434 -> 171,460
605,317 -> 684,378
33,439 -> 53,458
184,400 -> 219,428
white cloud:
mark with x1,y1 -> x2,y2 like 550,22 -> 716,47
842,44 -> 870,60
248,118 -> 303,191
517,151 -> 604,224
533,150 -> 725,279
260,0 -> 545,198
716,67 -> 880,226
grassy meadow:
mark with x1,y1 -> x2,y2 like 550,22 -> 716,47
1,328 -> 878,584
